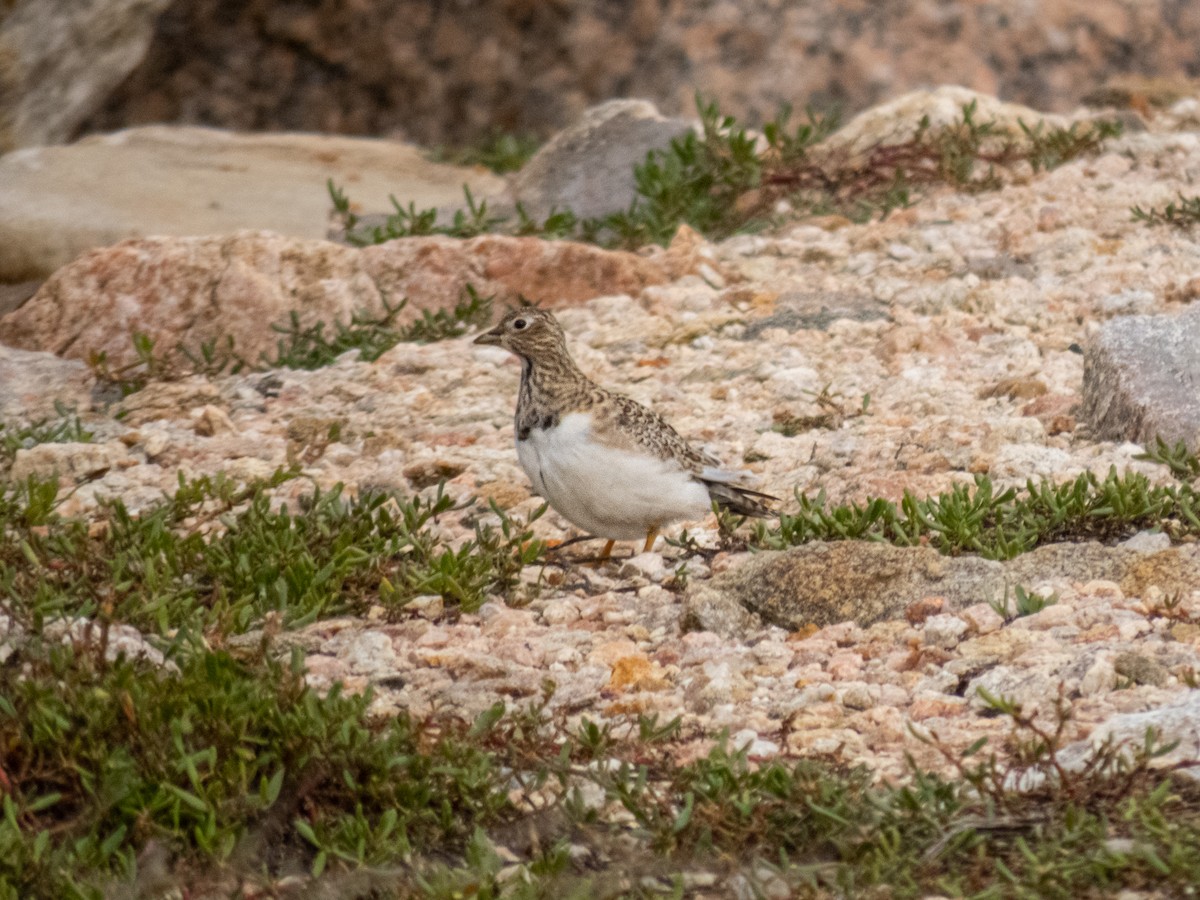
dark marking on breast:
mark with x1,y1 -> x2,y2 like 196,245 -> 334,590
517,411 -> 559,442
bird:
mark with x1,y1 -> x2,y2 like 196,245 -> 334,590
473,307 -> 775,560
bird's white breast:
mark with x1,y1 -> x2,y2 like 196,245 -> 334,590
516,412 -> 711,540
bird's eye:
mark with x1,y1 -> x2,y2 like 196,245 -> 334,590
512,319 -> 527,330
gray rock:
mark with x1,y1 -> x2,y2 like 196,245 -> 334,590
0,343 -> 94,423
740,290 -> 889,338
0,282 -> 39,317
10,440 -> 128,481
684,542 -> 1007,638
0,126 -> 507,281
1118,530 -> 1172,554
1081,305 -> 1200,448
686,540 -> 1200,640
0,230 -> 668,369
1056,691 -> 1200,781
1004,541 -> 1140,587
1113,650 -> 1169,687
510,99 -> 694,223
0,0 -> 171,151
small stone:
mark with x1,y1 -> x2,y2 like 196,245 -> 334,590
10,441 -> 127,481
1079,656 -> 1117,696
978,377 -> 1048,401
841,683 -> 873,710
141,428 -> 171,459
608,654 -> 670,692
959,603 -> 1004,635
337,630 -> 397,675
1113,651 -> 1168,687
1118,530 -> 1171,554
541,600 -> 581,627
923,614 -> 968,649
618,552 -> 668,583
1036,204 -> 1066,231
1170,623 -> 1200,644
407,595 -> 444,619
905,595 -> 944,625
1011,603 -> 1074,630
193,404 -> 236,436
731,728 -> 780,758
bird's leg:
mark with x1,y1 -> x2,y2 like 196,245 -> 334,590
642,527 -> 659,554
598,539 -> 615,561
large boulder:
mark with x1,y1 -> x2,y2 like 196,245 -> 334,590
0,126 -> 507,282
684,542 -> 1007,636
686,540 -> 1200,639
0,231 -> 674,368
510,99 -> 695,222
0,0 -> 171,151
0,344 -> 94,422
1081,305 -> 1200,449
83,0 -> 1200,147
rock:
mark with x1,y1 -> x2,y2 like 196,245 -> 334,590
812,87 -> 1071,169
1119,530 -> 1172,554
0,343 -> 94,422
1057,691 -> 1200,781
743,291 -> 890,338
10,441 -> 128,482
0,126 -> 507,282
979,377 -> 1048,401
87,2 -> 1200,149
684,542 -> 1007,638
192,404 -> 236,437
1119,545 -> 1200,600
959,603 -> 1004,636
904,596 -> 944,625
44,618 -> 172,668
510,99 -> 694,222
684,540 -> 1200,640
0,231 -> 669,368
1004,542 -> 1141,588
0,282 -> 40,317
335,630 -> 398,676
840,683 -> 874,710
923,614 -> 969,649
1113,651 -> 1169,687
618,552 -> 669,583
0,0 -> 170,151
116,381 -> 222,427
1081,305 -> 1200,448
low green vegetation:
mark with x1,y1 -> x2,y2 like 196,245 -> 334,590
1132,192 -> 1200,228
3,398 -> 1197,897
89,288 -> 493,396
1,470 -> 543,639
431,130 -> 542,175
0,402 -> 92,468
750,464 -> 1200,560
331,97 -> 1122,250
2,627 -> 1197,898
270,287 -> 492,371
989,583 -> 1058,620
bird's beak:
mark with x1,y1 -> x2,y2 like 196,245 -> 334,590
473,326 -> 503,346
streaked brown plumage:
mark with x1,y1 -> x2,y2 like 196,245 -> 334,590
474,307 -> 775,556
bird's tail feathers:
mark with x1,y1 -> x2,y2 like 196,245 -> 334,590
703,480 -> 778,518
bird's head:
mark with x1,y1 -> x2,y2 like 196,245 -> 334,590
473,307 -> 569,360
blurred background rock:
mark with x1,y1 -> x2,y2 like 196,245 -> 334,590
3,0 -> 1199,153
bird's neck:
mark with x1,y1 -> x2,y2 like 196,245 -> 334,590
517,348 -> 592,415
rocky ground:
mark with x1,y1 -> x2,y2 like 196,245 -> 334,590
3,87 -> 1200,793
